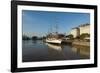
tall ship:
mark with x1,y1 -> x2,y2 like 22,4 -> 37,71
45,22 -> 64,44
46,33 -> 62,44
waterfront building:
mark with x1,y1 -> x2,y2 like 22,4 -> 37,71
70,24 -> 90,38
79,24 -> 90,35
70,27 -> 80,38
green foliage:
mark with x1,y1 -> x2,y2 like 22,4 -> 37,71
22,35 -> 30,40
79,33 -> 90,40
67,34 -> 73,39
32,36 -> 38,40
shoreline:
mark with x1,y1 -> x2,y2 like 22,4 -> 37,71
62,40 -> 90,47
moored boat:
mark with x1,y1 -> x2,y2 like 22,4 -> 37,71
45,20 -> 64,44
46,39 -> 62,44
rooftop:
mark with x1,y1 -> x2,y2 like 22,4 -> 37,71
72,23 -> 90,29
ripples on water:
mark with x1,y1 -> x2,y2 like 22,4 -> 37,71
22,40 -> 90,62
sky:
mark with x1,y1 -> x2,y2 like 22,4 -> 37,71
22,10 -> 90,37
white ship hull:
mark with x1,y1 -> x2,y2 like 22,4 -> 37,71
46,39 -> 62,44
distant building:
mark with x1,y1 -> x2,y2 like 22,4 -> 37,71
79,24 -> 90,35
70,24 -> 90,38
70,27 -> 80,38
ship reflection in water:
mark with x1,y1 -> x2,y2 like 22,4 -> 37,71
45,43 -> 62,51
22,40 -> 90,62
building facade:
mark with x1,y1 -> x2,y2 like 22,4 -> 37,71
70,28 -> 80,38
79,24 -> 90,35
70,24 -> 90,38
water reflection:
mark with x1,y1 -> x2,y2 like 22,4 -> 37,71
45,43 -> 67,60
71,45 -> 90,57
22,40 -> 90,62
32,40 -> 37,44
45,43 -> 62,51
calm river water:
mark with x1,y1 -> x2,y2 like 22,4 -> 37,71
22,40 -> 90,62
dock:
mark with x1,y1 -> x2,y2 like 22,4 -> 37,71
62,39 -> 90,47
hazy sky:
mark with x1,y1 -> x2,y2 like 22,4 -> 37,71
22,10 -> 90,37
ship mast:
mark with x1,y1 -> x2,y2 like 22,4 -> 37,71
55,17 -> 59,34
48,17 -> 59,35
55,23 -> 58,34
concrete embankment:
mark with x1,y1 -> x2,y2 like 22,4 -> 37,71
72,41 -> 90,47
62,40 -> 90,47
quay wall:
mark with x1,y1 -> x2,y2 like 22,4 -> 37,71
62,40 -> 90,46
72,41 -> 90,46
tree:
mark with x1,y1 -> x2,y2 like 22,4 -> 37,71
79,33 -> 90,40
67,34 -> 73,39
32,36 -> 38,40
22,35 -> 30,40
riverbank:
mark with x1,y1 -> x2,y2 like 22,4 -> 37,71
62,40 -> 90,47
72,41 -> 90,46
